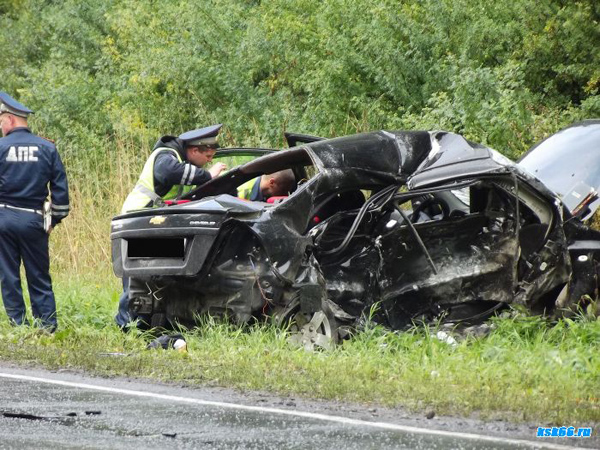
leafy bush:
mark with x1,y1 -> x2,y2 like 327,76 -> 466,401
2,0 -> 598,162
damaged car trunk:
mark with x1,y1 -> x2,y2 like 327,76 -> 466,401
111,122 -> 600,348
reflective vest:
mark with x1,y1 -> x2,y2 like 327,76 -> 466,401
237,178 -> 258,200
121,147 -> 195,214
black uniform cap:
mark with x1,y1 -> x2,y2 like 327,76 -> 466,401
0,92 -> 34,118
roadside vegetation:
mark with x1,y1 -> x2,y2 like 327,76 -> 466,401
0,0 -> 599,425
0,280 -> 598,424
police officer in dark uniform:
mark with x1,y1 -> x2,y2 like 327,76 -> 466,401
119,124 -> 226,213
0,92 -> 69,331
115,124 -> 226,328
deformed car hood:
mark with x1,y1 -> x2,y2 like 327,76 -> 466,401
306,130 -> 513,187
518,120 -> 600,216
407,131 -> 515,189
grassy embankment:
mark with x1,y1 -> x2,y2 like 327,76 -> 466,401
0,281 -> 598,425
0,138 -> 598,425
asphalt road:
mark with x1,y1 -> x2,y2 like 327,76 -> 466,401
0,363 -> 594,450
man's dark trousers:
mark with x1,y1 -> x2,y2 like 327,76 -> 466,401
115,277 -> 130,328
0,207 -> 56,328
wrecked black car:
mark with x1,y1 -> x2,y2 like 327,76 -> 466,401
111,121 -> 600,348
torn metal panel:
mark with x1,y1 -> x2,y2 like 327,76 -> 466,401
519,120 -> 600,218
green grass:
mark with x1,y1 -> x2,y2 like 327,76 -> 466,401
0,274 -> 598,425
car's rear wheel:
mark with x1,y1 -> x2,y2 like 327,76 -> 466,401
274,298 -> 339,351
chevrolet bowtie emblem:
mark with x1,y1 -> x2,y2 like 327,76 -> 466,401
149,216 -> 166,225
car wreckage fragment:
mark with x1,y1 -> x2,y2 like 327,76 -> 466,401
111,121 -> 600,348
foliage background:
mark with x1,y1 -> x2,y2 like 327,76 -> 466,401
0,0 -> 599,274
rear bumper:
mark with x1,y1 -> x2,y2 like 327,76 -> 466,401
111,226 -> 219,277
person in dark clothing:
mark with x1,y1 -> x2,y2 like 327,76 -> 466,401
0,92 -> 70,332
115,124 -> 226,328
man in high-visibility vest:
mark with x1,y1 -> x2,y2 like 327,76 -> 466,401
121,124 -> 227,214
115,124 -> 227,328
237,169 -> 296,201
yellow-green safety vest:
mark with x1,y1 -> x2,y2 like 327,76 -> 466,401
237,177 -> 259,200
121,147 -> 196,214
